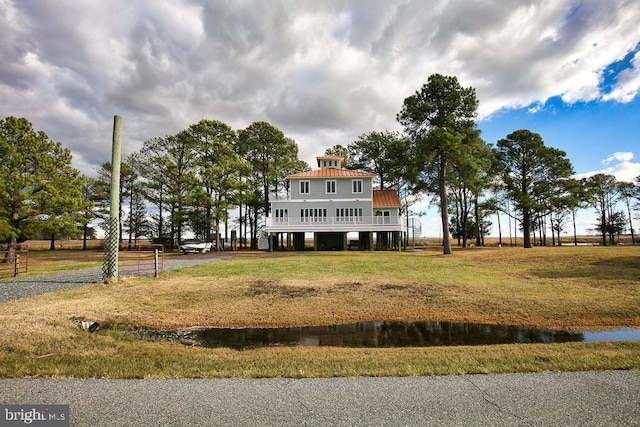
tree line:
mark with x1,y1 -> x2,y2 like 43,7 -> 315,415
330,75 -> 639,252
1,74 -> 639,252
1,117 -> 309,251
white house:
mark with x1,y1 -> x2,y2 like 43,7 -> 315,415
266,154 -> 408,250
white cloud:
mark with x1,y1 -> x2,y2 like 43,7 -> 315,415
1,0 -> 640,175
596,162 -> 640,183
528,104 -> 543,114
577,152 -> 640,182
603,152 -> 634,164
602,51 -> 640,102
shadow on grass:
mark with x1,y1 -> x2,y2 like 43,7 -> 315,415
530,256 -> 640,281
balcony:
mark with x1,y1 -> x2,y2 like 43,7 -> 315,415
266,215 -> 408,233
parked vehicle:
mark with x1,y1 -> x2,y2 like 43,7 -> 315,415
177,240 -> 212,254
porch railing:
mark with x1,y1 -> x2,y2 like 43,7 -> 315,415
267,215 -> 405,227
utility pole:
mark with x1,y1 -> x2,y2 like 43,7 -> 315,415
103,115 -> 122,283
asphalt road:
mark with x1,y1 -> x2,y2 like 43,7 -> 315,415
1,370 -> 638,426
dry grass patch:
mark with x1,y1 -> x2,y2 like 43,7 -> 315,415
5,246 -> 637,330
244,280 -> 320,298
0,246 -> 639,378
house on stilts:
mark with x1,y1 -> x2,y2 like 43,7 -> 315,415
265,154 -> 408,251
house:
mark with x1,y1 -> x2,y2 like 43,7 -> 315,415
265,154 -> 408,250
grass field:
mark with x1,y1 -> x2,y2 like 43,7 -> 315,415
0,245 -> 638,378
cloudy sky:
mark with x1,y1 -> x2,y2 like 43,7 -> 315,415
2,0 -> 640,235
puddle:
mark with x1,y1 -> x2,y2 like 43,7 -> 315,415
583,329 -> 640,342
170,320 -> 640,350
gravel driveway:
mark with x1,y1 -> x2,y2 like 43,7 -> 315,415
0,253 -> 228,303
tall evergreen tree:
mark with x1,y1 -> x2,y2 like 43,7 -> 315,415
324,144 -> 354,169
557,178 -> 589,246
397,74 -> 479,254
121,154 -> 147,248
183,119 -> 250,249
496,129 -> 574,248
138,133 -> 198,246
79,178 -> 98,250
237,122 -> 304,248
584,174 -> 623,245
618,181 -> 639,245
137,146 -> 170,244
348,131 -> 405,190
447,130 -> 493,247
0,116 -> 87,252
124,190 -> 151,245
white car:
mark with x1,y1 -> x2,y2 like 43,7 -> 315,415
178,240 -> 213,254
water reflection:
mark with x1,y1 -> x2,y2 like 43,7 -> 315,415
178,320 -> 604,350
583,328 -> 640,342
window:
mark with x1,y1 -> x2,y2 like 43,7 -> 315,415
316,208 -> 327,222
352,179 -> 363,194
300,180 -> 310,194
274,209 -> 288,223
335,207 -> 363,222
301,208 -> 327,223
375,210 -> 391,224
326,180 -> 336,194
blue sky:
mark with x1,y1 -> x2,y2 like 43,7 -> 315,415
442,94 -> 639,238
479,45 -> 640,179
425,90 -> 640,237
479,95 -> 640,178
1,1 -> 639,237
421,39 -> 640,237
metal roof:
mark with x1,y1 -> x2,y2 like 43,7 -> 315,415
373,189 -> 402,208
287,169 -> 377,178
315,154 -> 345,160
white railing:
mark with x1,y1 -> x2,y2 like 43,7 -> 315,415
268,215 -> 404,227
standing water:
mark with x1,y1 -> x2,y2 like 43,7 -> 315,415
174,320 -> 640,350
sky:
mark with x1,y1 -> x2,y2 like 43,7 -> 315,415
2,0 -> 640,237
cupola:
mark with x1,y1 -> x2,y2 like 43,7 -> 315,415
316,155 -> 344,169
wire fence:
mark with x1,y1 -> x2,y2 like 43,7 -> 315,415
118,244 -> 164,278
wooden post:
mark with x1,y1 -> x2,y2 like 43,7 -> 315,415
154,249 -> 159,278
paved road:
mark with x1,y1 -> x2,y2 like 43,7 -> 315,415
1,370 -> 639,426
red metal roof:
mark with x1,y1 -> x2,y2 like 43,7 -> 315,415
373,189 -> 402,208
287,169 -> 377,178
